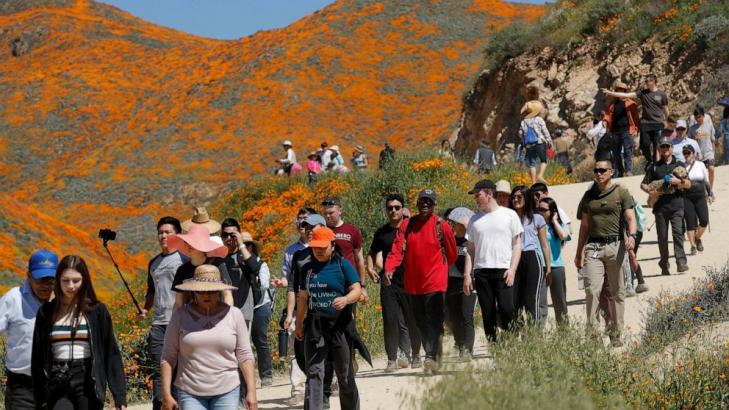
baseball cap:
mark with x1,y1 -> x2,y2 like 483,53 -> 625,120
676,119 -> 687,129
495,180 -> 511,194
417,189 -> 437,202
302,214 -> 326,227
658,136 -> 672,147
682,144 -> 695,153
468,180 -> 496,195
282,140 -> 292,146
28,250 -> 58,279
310,226 -> 336,248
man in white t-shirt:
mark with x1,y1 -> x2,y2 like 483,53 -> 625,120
464,179 -> 523,341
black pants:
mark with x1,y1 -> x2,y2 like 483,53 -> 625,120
48,359 -> 101,410
655,208 -> 687,271
473,268 -> 515,340
295,317 -> 334,398
380,282 -> 421,361
410,292 -> 445,361
444,277 -> 477,353
633,231 -> 645,285
5,371 -> 35,410
514,250 -> 546,327
640,127 -> 662,164
684,195 -> 709,230
304,320 -> 359,410
549,267 -> 568,324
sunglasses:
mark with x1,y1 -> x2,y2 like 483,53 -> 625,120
682,151 -> 692,156
220,232 -> 237,239
35,277 -> 56,285
386,205 -> 402,211
538,207 -> 550,212
417,198 -> 434,205
593,168 -> 611,174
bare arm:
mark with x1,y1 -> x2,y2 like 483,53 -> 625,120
284,291 -> 296,330
505,234 -> 522,287
552,221 -> 569,241
295,291 -> 308,340
464,241 -> 475,295
354,247 -> 369,302
574,214 -> 590,269
160,362 -> 176,410
602,88 -> 637,99
623,208 -> 637,251
538,226 -> 551,274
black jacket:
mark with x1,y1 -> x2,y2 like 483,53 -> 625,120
31,301 -> 126,408
225,252 -> 263,308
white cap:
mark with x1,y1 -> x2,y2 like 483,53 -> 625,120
496,179 -> 511,194
283,140 -> 292,146
330,145 -> 340,151
676,120 -> 687,129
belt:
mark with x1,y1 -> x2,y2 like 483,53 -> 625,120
587,236 -> 620,244
6,370 -> 33,384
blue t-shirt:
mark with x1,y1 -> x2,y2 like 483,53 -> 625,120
299,256 -> 360,315
521,213 -> 546,252
545,222 -> 571,267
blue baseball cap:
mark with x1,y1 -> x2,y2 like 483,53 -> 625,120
302,214 -> 326,228
28,250 -> 59,279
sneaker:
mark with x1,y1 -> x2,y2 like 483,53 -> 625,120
625,287 -> 636,298
411,356 -> 422,369
696,239 -> 704,252
635,283 -> 649,293
459,348 -> 473,362
661,270 -> 671,276
397,353 -> 409,369
260,377 -> 273,387
385,360 -> 399,373
286,393 -> 304,406
690,246 -> 697,255
423,358 -> 437,375
677,264 -> 690,273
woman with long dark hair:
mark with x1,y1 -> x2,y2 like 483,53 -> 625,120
537,197 -> 571,324
509,186 -> 551,327
31,255 -> 126,410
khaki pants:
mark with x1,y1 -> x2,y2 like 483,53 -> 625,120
583,240 -> 626,337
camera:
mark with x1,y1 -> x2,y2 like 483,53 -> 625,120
48,363 -> 71,390
98,228 -> 117,242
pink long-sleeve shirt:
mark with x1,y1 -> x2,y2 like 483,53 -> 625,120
161,305 -> 253,396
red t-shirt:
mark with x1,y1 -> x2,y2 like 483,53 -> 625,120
385,215 -> 457,295
332,223 -> 362,267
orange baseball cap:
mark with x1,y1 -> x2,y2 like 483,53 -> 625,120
310,226 -> 335,248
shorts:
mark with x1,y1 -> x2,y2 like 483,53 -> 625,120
703,159 -> 715,167
525,144 -> 547,168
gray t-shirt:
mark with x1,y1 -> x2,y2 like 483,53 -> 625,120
635,88 -> 668,127
521,213 -> 546,252
147,251 -> 189,325
688,122 -> 716,161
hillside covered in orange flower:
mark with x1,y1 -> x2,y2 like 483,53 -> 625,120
0,0 -> 542,293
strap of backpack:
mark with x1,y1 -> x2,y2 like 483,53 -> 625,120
436,217 -> 446,263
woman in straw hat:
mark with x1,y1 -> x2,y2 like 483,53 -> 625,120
295,227 -> 366,410
306,151 -> 322,184
351,145 -> 368,170
161,265 -> 257,410
168,224 -> 234,309
519,100 -> 553,185
603,79 -> 640,177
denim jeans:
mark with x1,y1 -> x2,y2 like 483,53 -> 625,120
611,129 -> 634,176
251,302 -> 273,380
178,386 -> 239,410
148,324 -> 167,410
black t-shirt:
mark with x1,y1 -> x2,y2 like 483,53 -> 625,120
636,88 -> 668,127
448,236 -> 468,278
369,223 -> 404,286
613,100 -> 629,131
171,257 -> 232,292
290,248 -> 315,294
642,156 -> 686,213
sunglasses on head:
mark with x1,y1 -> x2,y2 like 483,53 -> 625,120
386,205 -> 402,211
321,199 -> 338,206
593,167 -> 611,174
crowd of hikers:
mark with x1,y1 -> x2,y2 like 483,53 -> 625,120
1,73 -> 726,410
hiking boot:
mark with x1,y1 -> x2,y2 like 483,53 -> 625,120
696,239 -> 704,252
635,283 -> 649,293
260,377 -> 273,387
397,352 -> 409,369
286,393 -> 304,406
625,287 -> 636,298
423,358 -> 437,375
677,264 -> 690,273
690,246 -> 697,255
385,360 -> 399,373
661,270 -> 671,276
411,356 -> 422,369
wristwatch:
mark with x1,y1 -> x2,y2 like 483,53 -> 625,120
629,233 -> 638,239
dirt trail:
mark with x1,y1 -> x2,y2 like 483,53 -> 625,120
130,165 -> 729,410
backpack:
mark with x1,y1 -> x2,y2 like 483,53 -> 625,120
524,123 -> 539,145
403,216 -> 446,263
477,147 -> 495,171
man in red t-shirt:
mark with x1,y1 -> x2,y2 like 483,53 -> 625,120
385,189 -> 457,374
321,197 -> 369,303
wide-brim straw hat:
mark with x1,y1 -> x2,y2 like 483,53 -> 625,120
168,225 -> 228,258
239,231 -> 260,255
175,264 -> 237,292
612,79 -> 629,91
307,151 -> 319,159
521,100 -> 544,119
182,207 -> 221,234
354,144 -> 365,153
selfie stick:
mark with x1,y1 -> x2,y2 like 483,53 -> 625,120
102,238 -> 142,314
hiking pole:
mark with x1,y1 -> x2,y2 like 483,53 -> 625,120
99,229 -> 143,314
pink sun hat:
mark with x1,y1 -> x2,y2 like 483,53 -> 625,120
167,224 -> 227,258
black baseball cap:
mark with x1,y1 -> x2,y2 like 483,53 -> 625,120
417,189 -> 437,202
468,179 -> 496,194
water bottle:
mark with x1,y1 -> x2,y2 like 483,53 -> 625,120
278,328 -> 288,360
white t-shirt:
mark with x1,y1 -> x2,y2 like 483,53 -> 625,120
467,206 -> 524,269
